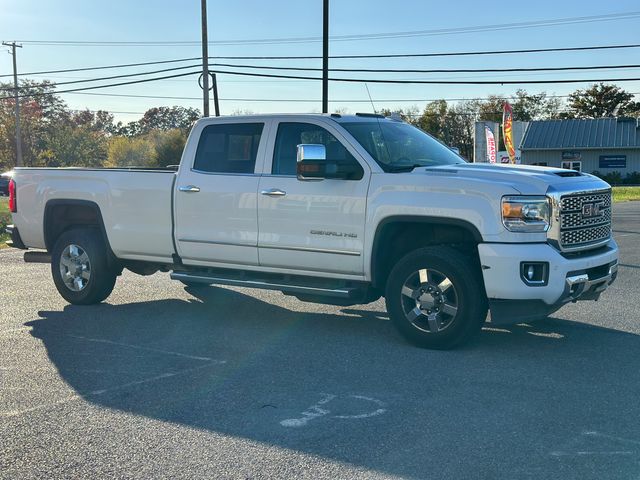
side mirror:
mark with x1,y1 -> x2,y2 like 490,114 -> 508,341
296,144 -> 363,181
296,144 -> 327,180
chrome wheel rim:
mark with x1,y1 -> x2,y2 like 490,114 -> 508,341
59,244 -> 91,292
400,268 -> 458,333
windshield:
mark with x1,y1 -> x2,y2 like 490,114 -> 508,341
342,121 -> 465,171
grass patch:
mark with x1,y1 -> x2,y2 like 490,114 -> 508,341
613,186 -> 640,203
0,196 -> 10,248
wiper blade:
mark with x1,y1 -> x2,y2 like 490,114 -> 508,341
385,164 -> 425,172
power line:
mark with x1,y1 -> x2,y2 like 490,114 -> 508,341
207,69 -> 640,85
210,43 -> 640,60
3,43 -> 640,80
3,69 -> 638,101
0,64 -> 201,91
13,64 -> 640,91
208,62 -> 640,74
1,71 -> 201,99
0,57 -> 201,78
14,11 -> 640,46
60,91 -> 640,103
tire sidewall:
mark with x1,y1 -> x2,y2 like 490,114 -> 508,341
385,247 -> 486,349
51,228 -> 114,305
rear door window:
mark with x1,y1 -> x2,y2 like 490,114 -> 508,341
193,123 -> 264,174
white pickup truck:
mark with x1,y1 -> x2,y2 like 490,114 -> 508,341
6,114 -> 619,349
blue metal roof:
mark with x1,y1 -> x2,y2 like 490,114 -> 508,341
520,117 -> 640,150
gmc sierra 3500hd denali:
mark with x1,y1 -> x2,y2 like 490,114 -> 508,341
6,114 -> 619,349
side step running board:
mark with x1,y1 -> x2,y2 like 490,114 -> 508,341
170,271 -> 357,298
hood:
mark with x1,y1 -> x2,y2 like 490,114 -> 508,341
415,163 -> 607,195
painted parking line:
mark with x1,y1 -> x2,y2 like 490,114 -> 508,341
1,361 -> 222,418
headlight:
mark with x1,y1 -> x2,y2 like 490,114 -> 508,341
501,196 -> 550,232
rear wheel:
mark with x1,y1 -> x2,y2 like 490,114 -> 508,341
51,228 -> 117,305
385,246 -> 487,349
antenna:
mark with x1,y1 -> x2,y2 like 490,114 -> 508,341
364,83 -> 377,114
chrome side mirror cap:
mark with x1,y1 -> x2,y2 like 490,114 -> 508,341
296,144 -> 327,180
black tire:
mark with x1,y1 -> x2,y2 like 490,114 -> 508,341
385,246 -> 488,350
51,228 -> 117,305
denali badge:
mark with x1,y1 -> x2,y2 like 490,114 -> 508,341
581,202 -> 603,218
310,230 -> 358,238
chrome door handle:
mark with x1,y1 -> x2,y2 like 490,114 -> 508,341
260,188 -> 287,197
179,185 -> 200,193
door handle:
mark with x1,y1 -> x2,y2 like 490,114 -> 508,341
179,185 -> 200,193
260,188 -> 287,197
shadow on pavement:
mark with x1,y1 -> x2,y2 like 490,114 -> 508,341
24,286 -> 640,479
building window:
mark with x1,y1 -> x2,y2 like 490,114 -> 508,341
599,155 -> 627,169
561,161 -> 581,172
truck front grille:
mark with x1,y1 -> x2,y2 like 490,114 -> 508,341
557,190 -> 612,251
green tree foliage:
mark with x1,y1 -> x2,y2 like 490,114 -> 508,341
510,90 -> 562,121
137,106 -> 200,134
565,83 -> 640,118
41,125 -> 107,167
106,136 -> 156,168
152,129 -> 187,167
0,80 -> 68,168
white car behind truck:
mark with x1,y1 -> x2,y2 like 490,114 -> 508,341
6,114 -> 619,349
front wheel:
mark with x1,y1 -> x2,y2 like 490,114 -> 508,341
385,246 -> 488,350
51,228 -> 117,305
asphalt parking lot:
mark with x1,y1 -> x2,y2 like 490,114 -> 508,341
1,201 -> 639,479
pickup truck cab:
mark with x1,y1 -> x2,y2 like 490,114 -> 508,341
7,114 -> 618,349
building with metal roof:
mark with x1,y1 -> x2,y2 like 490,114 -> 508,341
519,117 -> 640,175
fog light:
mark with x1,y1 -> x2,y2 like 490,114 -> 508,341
526,265 -> 535,280
520,262 -> 548,286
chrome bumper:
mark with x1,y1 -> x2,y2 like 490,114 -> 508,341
488,258 -> 618,325
563,261 -> 618,302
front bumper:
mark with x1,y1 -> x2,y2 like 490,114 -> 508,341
478,239 -> 618,324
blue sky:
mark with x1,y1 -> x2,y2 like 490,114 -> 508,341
1,0 -> 639,122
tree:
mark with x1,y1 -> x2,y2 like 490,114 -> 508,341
0,80 -> 68,167
566,83 -> 640,118
415,101 -> 448,138
106,136 -> 156,167
470,95 -> 504,123
404,100 -> 475,160
510,89 -> 562,121
151,129 -> 187,167
41,125 -> 107,167
137,106 -> 200,134
69,109 -> 117,135
379,106 -> 420,124
442,101 -> 475,160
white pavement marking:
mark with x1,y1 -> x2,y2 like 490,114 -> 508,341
280,394 -> 387,428
550,431 -> 640,457
280,393 -> 336,427
333,395 -> 386,419
66,334 -> 221,362
551,451 -> 634,456
0,362 -> 221,418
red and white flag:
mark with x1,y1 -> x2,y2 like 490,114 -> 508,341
485,126 -> 496,164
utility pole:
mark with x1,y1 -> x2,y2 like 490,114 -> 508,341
200,0 -> 210,117
3,41 -> 23,167
322,0 -> 329,113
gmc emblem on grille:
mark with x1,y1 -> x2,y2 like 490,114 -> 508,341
581,201 -> 603,218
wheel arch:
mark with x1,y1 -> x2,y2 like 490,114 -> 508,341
43,199 -> 119,268
370,216 -> 483,289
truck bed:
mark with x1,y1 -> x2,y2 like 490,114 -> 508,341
12,168 -> 177,263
